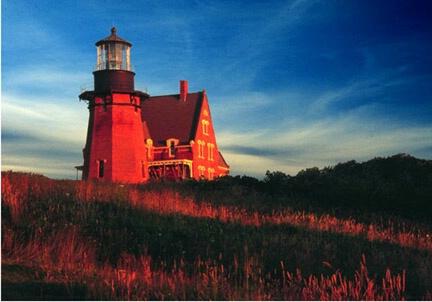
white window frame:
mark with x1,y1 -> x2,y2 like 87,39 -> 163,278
198,165 -> 206,178
207,143 -> 214,161
202,119 -> 210,136
207,167 -> 215,180
198,140 -> 206,159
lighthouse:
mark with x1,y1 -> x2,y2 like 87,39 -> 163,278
79,27 -> 149,183
77,27 -> 230,182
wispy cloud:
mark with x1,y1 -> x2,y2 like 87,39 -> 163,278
3,68 -> 90,89
2,92 -> 88,178
1,116 -> 85,179
2,93 -> 87,139
218,106 -> 432,177
2,0 -> 431,180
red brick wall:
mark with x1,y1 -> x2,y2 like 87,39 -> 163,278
86,97 -> 113,180
192,92 -> 229,180
85,93 -> 148,183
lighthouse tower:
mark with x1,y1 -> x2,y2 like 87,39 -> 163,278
79,27 -> 149,183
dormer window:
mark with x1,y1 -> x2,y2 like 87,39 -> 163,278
169,141 -> 175,157
166,138 -> 179,158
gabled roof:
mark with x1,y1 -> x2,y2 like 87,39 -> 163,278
141,92 -> 203,147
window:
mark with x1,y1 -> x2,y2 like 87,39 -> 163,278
207,168 -> 215,180
98,160 -> 105,178
202,120 -> 209,136
97,44 -> 107,70
198,165 -> 206,178
102,95 -> 111,112
167,139 -> 178,158
198,140 -> 205,159
130,95 -> 139,112
108,42 -> 124,70
169,141 -> 176,157
207,143 -> 214,161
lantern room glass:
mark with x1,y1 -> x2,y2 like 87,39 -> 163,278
97,43 -> 130,71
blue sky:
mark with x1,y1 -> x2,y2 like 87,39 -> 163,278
2,0 -> 432,179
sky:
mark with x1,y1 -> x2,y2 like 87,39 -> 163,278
2,0 -> 432,179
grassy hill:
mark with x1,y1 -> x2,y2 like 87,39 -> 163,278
2,154 -> 432,300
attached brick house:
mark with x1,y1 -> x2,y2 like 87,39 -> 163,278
78,27 -> 229,183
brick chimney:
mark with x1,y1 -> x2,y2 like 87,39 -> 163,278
180,80 -> 188,101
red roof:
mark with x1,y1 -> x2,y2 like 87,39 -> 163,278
141,92 -> 203,147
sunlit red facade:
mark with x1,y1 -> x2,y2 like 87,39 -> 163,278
78,28 -> 229,183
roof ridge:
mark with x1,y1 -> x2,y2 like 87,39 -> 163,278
148,91 -> 201,99
189,91 -> 204,141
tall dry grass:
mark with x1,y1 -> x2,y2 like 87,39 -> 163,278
127,188 -> 432,251
1,227 -> 408,300
2,171 -> 431,300
88,252 -> 407,300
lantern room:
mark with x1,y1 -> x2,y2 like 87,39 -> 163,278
95,27 -> 131,71
93,27 -> 135,93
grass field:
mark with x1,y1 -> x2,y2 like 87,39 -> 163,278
2,169 -> 431,300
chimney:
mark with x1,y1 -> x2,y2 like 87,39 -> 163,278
180,80 -> 188,101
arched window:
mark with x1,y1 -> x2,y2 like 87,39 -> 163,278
202,120 -> 209,135
166,138 -> 179,158
207,143 -> 214,161
207,167 -> 215,180
198,140 -> 206,159
198,165 -> 206,178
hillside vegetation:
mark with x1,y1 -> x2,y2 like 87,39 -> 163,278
2,154 -> 432,300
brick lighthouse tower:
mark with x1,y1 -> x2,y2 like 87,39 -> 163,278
79,27 -> 149,182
